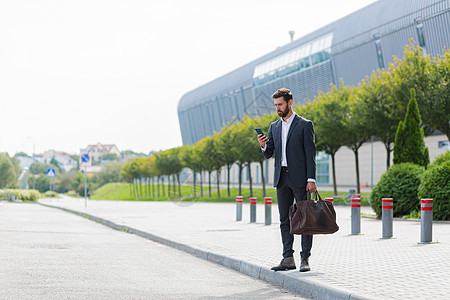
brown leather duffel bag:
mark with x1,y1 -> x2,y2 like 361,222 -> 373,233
289,191 -> 339,235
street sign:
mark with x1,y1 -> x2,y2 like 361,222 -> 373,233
46,169 -> 56,177
81,153 -> 90,163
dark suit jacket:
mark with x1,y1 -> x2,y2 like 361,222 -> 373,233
262,114 -> 316,188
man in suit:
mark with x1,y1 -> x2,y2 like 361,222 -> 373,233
258,88 -> 316,272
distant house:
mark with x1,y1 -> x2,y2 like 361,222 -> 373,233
79,143 -> 120,172
35,150 -> 77,172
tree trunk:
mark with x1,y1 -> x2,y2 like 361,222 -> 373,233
238,163 -> 243,196
208,171 -> 212,197
167,175 -> 171,198
162,177 -> 165,197
259,161 -> 266,198
247,161 -> 253,197
129,181 -> 132,198
193,171 -> 197,197
200,171 -> 203,197
173,175 -> 176,197
177,173 -> 181,197
227,164 -> 231,197
354,149 -> 361,194
384,142 -> 393,169
139,178 -> 143,197
144,177 -> 147,197
331,153 -> 338,196
216,169 -> 221,198
156,176 -> 160,199
134,178 -> 139,200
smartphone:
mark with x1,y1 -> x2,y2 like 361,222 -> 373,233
254,128 -> 264,136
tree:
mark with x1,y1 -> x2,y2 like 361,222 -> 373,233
0,154 -> 21,188
425,49 -> 450,139
341,86 -> 370,194
297,85 -> 348,196
180,145 -> 202,197
250,113 -> 276,197
215,123 -> 239,197
358,69 -> 400,169
102,153 -> 119,161
91,162 -> 125,188
393,88 -> 429,167
196,136 -> 224,197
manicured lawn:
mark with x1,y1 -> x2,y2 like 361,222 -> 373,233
91,182 -> 208,201
91,182 -> 371,206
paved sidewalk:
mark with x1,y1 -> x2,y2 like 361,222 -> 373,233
39,196 -> 450,300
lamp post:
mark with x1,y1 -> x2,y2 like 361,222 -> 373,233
26,137 -> 36,190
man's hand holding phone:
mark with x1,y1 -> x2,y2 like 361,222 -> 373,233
255,128 -> 269,148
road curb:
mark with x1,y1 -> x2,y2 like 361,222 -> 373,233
38,202 -> 369,300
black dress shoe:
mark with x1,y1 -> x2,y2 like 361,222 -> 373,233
299,258 -> 310,272
271,257 -> 296,271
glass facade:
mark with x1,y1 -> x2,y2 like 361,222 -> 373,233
316,151 -> 329,185
253,33 -> 333,85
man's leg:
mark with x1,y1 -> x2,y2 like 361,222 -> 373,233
289,182 -> 313,260
276,173 -> 295,258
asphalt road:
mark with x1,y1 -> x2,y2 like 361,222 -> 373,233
0,202 -> 305,299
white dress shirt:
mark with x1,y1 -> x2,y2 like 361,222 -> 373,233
262,112 -> 315,183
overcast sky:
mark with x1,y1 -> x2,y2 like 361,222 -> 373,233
0,0 -> 377,156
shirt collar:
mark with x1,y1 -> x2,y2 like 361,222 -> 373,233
281,111 -> 297,124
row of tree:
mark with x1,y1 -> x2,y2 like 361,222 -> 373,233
119,43 -> 448,197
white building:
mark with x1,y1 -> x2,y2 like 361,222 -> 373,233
79,143 -> 120,172
35,150 -> 77,172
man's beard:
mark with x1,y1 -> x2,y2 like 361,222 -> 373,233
277,105 -> 290,118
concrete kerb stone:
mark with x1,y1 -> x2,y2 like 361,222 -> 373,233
222,257 -> 242,271
239,261 -> 262,278
38,202 -> 368,300
259,267 -> 285,287
207,252 -> 226,265
283,273 -> 314,298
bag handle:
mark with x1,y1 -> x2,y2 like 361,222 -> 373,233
311,191 -> 323,202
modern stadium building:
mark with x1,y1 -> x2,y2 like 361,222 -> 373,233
177,0 -> 449,188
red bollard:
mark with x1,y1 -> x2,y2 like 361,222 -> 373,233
264,197 -> 272,225
324,197 -> 334,205
250,197 -> 257,223
236,196 -> 243,221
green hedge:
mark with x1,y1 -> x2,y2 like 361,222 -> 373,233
430,151 -> 449,167
43,191 -> 58,198
6,189 -> 41,201
370,163 -> 425,218
418,152 -> 450,220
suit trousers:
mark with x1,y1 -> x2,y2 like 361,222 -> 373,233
277,170 -> 313,259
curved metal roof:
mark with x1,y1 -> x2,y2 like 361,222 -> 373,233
178,0 -> 447,112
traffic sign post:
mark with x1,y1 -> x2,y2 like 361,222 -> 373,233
80,153 -> 90,207
47,169 -> 56,198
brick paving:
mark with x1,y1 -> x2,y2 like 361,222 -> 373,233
40,196 -> 450,299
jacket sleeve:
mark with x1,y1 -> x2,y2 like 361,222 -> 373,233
261,123 -> 275,159
303,120 -> 316,180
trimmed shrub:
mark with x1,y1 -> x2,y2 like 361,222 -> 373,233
371,163 -> 425,218
430,151 -> 449,167
43,191 -> 58,198
418,156 -> 450,220
6,189 -> 41,201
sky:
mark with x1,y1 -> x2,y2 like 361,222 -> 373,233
0,0 -> 377,157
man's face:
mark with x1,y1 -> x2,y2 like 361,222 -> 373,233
274,97 -> 291,118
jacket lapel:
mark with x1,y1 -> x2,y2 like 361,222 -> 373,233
286,114 -> 299,143
275,120 -> 282,154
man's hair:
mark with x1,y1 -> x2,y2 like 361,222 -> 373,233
272,88 -> 293,102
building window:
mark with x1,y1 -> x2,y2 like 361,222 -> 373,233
415,18 -> 427,53
373,34 -> 385,69
253,33 -> 333,85
316,151 -> 329,185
